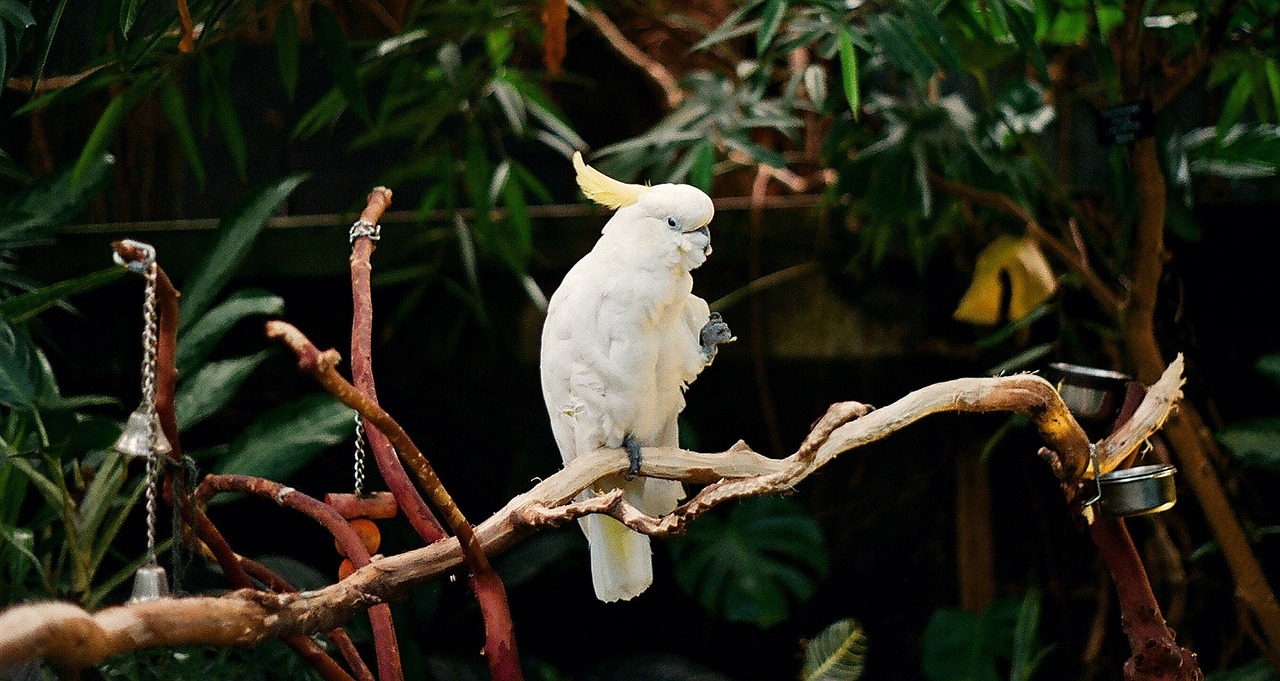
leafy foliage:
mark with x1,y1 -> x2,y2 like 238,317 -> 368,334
802,618 -> 868,681
669,495 -> 829,628
921,590 -> 1051,681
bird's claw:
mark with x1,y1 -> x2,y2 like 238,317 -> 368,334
700,311 -> 735,359
623,434 -> 642,480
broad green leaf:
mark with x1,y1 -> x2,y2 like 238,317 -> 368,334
0,266 -> 126,323
837,29 -> 859,118
275,4 -> 300,100
176,350 -> 274,431
1219,417 -> 1280,472
921,610 -> 996,681
0,153 -> 113,247
1010,589 -> 1049,681
157,78 -> 206,187
72,76 -> 154,185
311,4 -> 372,124
670,495 -> 828,628
757,0 -> 787,56
211,393 -> 352,486
802,618 -> 867,681
177,174 -> 308,330
176,289 -> 284,376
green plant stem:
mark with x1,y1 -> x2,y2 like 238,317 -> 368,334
266,320 -> 524,681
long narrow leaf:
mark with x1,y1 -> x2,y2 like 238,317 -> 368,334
157,78 -> 206,187
757,0 -> 787,55
29,0 -> 68,95
177,174 -> 308,330
837,29 -> 860,118
275,3 -> 300,100
176,288 -> 284,375
311,4 -> 372,124
0,266 -> 126,323
176,350 -> 273,431
72,75 -> 154,185
211,393 -> 352,486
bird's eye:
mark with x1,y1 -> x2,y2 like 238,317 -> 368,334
666,217 -> 678,228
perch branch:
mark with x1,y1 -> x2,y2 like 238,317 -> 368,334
575,4 -> 683,109
347,187 -> 519,681
0,354 -> 1184,671
265,321 -> 523,681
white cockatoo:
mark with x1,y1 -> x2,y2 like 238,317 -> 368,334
540,152 -> 734,602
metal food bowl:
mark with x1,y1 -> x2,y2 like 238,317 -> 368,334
1098,463 -> 1178,517
1047,362 -> 1132,423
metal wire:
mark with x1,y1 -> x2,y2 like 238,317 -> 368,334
353,413 -> 367,496
140,262 -> 160,565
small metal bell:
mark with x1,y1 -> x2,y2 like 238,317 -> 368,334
127,563 -> 170,603
114,410 -> 172,458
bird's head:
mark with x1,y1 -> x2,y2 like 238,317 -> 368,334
573,152 -> 715,271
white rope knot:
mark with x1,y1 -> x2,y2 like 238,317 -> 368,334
112,239 -> 157,273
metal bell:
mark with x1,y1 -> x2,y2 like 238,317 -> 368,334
127,563 -> 170,603
114,409 -> 172,458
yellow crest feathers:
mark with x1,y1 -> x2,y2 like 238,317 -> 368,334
573,151 -> 647,209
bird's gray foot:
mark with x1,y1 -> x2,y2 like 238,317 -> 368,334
624,434 -> 642,480
699,311 -> 736,361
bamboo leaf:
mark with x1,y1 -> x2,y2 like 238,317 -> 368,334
275,3 -> 300,101
757,0 -> 787,56
72,76 -> 153,185
311,4 -> 372,124
177,174 -> 309,330
29,0 -> 67,96
176,288 -> 284,376
157,78 -> 206,187
118,0 -> 143,37
837,29 -> 860,118
176,350 -> 273,431
211,393 -> 353,488
0,267 -> 126,323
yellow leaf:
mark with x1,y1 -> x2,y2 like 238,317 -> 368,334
953,235 -> 1057,325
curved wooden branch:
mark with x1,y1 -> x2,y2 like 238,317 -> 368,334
0,350 -> 1185,671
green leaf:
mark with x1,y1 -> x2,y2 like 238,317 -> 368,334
275,3 -> 300,101
1219,417 -> 1280,472
0,317 -> 56,409
689,139 -> 716,192
0,267 -> 126,323
836,29 -> 860,118
692,1 -> 764,52
28,0 -> 67,96
670,495 -> 828,628
211,393 -> 353,488
158,78 -> 206,187
922,610 -> 996,681
1205,657 -> 1280,681
176,288 -> 285,376
865,15 -> 937,85
902,0 -> 964,74
177,174 -> 308,331
0,0 -> 35,28
73,75 -> 154,185
802,618 -> 868,681
118,0 -> 143,36
1218,73 -> 1255,141
1256,353 -> 1280,387
1010,589 -> 1048,681
205,51 -> 249,180
0,153 -> 113,247
311,4 -> 372,124
176,350 -> 274,432
757,0 -> 787,56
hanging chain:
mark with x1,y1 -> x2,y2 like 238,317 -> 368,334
140,261 -> 161,565
352,413 -> 367,496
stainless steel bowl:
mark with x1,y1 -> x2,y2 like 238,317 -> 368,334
1098,463 -> 1178,517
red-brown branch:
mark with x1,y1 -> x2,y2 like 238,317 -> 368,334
267,320 -> 523,681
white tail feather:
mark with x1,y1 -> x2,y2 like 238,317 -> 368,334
586,513 -> 653,602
